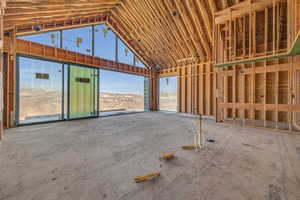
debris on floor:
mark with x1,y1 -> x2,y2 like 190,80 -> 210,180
181,145 -> 200,150
159,153 -> 175,161
134,171 -> 161,183
206,139 -> 216,143
242,143 -> 262,150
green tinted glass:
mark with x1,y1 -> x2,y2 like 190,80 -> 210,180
69,65 -> 98,119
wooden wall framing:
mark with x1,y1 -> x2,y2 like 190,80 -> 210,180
159,56 -> 300,132
160,60 -> 216,117
158,0 -> 300,131
214,0 -> 291,66
217,57 -> 300,131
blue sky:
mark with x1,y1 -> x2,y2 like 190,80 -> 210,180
19,57 -> 145,95
160,76 -> 177,93
19,24 -> 145,67
19,24 -> 147,95
100,69 -> 145,95
19,57 -> 63,90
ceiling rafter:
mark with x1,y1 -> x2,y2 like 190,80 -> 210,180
5,4 -> 115,15
149,0 -> 188,59
113,3 -> 168,66
129,0 -> 177,65
109,13 -> 155,64
137,0 -> 180,65
115,3 -> 166,64
183,0 -> 211,59
194,0 -> 213,43
3,0 -> 244,69
4,8 -> 111,21
107,16 -> 154,68
162,0 -> 195,60
174,0 -> 205,60
155,0 -> 192,59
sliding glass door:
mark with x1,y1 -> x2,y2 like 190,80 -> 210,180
17,57 -> 63,124
17,55 -> 148,125
99,69 -> 147,115
69,65 -> 98,119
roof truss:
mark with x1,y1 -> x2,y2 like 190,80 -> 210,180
3,0 -> 246,69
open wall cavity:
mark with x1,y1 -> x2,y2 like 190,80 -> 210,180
159,56 -> 300,132
217,57 -> 300,131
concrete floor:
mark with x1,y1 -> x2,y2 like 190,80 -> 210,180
0,112 -> 300,200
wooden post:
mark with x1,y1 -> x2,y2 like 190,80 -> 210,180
177,67 -> 181,112
150,68 -> 159,111
0,0 -> 5,140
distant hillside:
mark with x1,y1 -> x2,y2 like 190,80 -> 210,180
100,92 -> 144,111
19,88 -> 144,121
159,92 -> 177,111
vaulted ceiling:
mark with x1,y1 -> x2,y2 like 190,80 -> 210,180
3,0 -> 246,68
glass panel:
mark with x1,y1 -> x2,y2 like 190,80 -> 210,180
135,56 -> 146,68
117,37 -> 134,65
63,64 -> 68,120
69,65 -> 98,119
63,26 -> 93,55
99,70 -> 145,115
159,76 -> 177,112
19,31 -> 61,47
94,24 -> 116,61
144,77 -> 150,111
18,56 -> 63,124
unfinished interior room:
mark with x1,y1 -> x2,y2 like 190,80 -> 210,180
0,0 -> 300,199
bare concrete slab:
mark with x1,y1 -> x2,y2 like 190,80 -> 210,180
0,112 -> 300,200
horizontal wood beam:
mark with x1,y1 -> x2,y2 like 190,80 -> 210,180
12,14 -> 108,36
218,103 -> 300,112
214,0 -> 284,24
4,38 -> 149,76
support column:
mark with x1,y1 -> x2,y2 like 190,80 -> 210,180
150,68 -> 159,111
0,0 -> 5,140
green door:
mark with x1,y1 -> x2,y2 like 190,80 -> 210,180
69,65 -> 98,119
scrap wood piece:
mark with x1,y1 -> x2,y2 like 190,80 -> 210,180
134,171 -> 161,183
181,145 -> 200,150
159,153 -> 175,161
